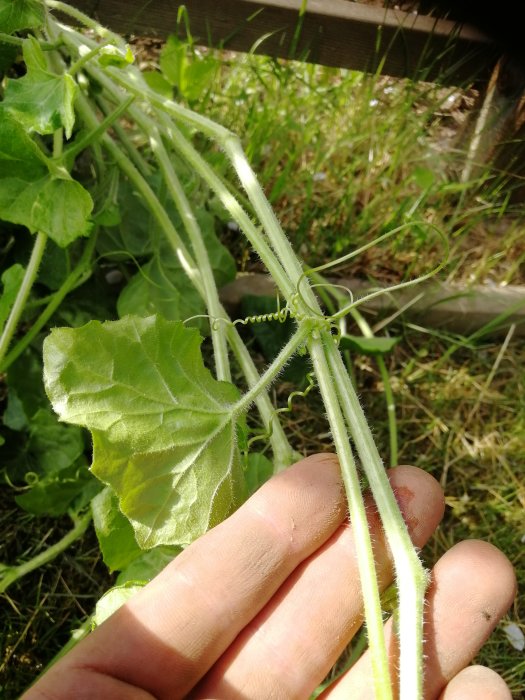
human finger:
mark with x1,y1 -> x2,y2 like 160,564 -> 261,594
24,453 -> 347,699
191,465 -> 445,699
321,540 -> 516,699
438,664 -> 512,700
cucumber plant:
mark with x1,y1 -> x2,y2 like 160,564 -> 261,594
0,2 -> 446,697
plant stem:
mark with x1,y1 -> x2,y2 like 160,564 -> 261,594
0,32 -> 57,50
46,0 -> 124,45
225,324 -> 296,471
159,116 -> 294,299
98,46 -> 415,694
63,95 -> 135,163
235,324 -> 311,416
131,111 -> 231,382
376,355 -> 398,467
0,232 -> 47,368
47,21 -> 425,694
62,33 -> 293,300
325,337 -> 428,700
96,96 -> 152,178
0,511 -> 92,594
75,93 -> 206,299
344,303 -> 398,467
0,234 -> 97,372
68,41 -> 109,76
312,272 -> 399,468
309,335 -> 393,700
71,78 -> 295,470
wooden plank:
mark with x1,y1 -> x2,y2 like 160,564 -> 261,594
65,0 -> 497,85
220,273 -> 525,338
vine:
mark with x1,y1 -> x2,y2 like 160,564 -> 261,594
0,3 -> 451,698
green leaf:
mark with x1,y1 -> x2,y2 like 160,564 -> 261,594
43,315 -> 244,548
97,43 -> 134,68
0,263 -> 25,331
117,255 -> 205,325
96,177 -> 159,259
339,334 -> 401,356
159,35 -> 217,103
0,111 -> 93,245
4,349 -> 48,432
181,58 -> 217,102
159,35 -> 187,88
15,460 -> 98,516
8,405 -> 92,515
0,175 -> 93,246
143,70 -> 173,99
92,487 -> 145,572
3,389 -> 28,430
245,452 -> 274,496
0,0 -> 44,34
116,546 -> 179,585
3,37 -> 77,138
94,582 -> 144,626
0,108 -> 49,179
27,407 -> 85,475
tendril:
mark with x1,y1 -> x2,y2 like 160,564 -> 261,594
294,220 -> 449,321
244,371 -> 317,455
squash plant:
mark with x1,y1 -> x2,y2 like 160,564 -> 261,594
0,2 -> 446,697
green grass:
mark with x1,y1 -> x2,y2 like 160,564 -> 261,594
2,31 -> 525,699
192,49 -> 525,286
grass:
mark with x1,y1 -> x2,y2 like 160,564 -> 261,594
2,30 -> 525,699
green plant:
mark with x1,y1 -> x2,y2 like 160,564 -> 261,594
0,3 -> 493,699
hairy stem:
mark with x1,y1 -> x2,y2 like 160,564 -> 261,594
46,18 -> 426,692
342,302 -> 399,468
235,324 -> 311,416
71,76 -> 294,470
131,111 -> 231,382
309,335 -> 393,700
0,234 -> 97,372
0,232 -> 47,370
325,338 -> 428,700
0,511 -> 92,594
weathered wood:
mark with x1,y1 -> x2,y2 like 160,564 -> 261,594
220,273 -> 525,338
66,0 -> 497,84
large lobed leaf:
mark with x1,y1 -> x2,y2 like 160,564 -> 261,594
43,315 -> 244,548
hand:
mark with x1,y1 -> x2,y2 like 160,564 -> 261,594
23,454 -> 516,699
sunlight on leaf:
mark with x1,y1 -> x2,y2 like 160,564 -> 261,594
44,315 -> 245,548
98,43 -> 134,68
94,582 -> 144,626
3,37 -> 77,138
0,0 -> 44,34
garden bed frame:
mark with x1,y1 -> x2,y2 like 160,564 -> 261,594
68,0 -> 497,85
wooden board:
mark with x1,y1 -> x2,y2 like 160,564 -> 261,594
65,0 -> 498,84
220,273 -> 525,338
